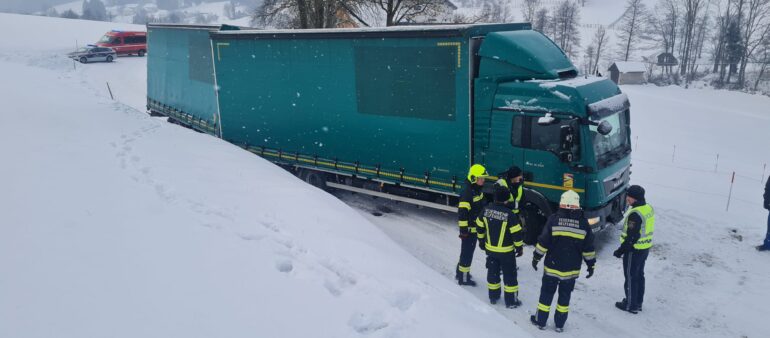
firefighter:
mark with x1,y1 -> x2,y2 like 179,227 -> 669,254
496,166 -> 524,214
757,178 -> 770,251
530,190 -> 596,332
613,185 -> 654,314
476,184 -> 524,308
455,164 -> 489,286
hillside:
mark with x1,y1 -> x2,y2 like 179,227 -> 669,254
0,13 -> 530,338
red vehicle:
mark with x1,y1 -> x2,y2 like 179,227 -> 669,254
96,30 -> 147,56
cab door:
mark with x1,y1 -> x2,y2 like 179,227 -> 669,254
521,115 -> 584,204
482,110 -> 525,177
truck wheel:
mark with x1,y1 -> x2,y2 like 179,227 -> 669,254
303,170 -> 327,190
106,55 -> 113,62
519,191 -> 553,245
79,57 -> 87,64
138,50 -> 146,57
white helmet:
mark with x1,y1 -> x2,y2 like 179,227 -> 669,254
559,190 -> 580,209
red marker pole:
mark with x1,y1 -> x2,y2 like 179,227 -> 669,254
726,172 -> 735,212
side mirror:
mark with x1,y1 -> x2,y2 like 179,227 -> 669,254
559,125 -> 575,163
537,113 -> 557,126
560,125 -> 574,151
597,120 -> 613,135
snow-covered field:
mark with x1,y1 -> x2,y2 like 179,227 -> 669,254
0,13 -> 529,338
2,11 -> 770,338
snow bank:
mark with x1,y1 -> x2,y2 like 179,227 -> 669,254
0,13 -> 531,338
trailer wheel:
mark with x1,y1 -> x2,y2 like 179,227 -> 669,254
304,170 -> 327,190
519,190 -> 553,245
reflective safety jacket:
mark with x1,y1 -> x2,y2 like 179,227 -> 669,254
475,203 -> 524,253
496,179 -> 523,214
620,203 -> 655,250
458,182 -> 485,234
534,209 -> 596,280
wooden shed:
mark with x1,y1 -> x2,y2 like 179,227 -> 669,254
608,61 -> 647,85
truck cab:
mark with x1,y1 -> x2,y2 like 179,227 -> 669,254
473,31 -> 630,242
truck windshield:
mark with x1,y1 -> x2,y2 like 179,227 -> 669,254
590,110 -> 630,167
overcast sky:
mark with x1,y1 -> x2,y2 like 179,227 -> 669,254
0,0 -> 74,13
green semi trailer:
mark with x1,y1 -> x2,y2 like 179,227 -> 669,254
148,23 -> 631,242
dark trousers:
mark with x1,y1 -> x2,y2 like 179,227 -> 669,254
534,275 -> 575,328
623,249 -> 649,309
456,234 -> 477,279
485,251 -> 519,305
764,211 -> 770,247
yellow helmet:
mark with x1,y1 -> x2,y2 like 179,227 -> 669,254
467,164 -> 489,184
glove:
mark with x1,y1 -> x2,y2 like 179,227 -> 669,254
613,249 -> 623,258
532,257 -> 540,271
586,265 -> 595,279
459,228 -> 469,239
515,246 -> 523,257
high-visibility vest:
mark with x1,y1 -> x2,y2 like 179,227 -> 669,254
496,179 -> 524,213
621,204 -> 655,250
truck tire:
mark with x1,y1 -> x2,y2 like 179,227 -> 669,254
138,50 -> 146,57
303,170 -> 327,190
519,190 -> 553,245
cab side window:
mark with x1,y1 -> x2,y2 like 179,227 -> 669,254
528,117 -> 580,159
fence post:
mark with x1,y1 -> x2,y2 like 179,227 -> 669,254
726,171 -> 735,212
672,145 -> 676,163
106,82 -> 114,100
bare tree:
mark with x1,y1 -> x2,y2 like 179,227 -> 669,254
522,0 -> 540,23
583,44 -> 596,74
370,0 -> 449,26
737,0 -> 770,87
616,0 -> 648,61
253,0 -> 355,28
649,0 -> 679,74
475,0 -> 514,23
752,35 -> 770,89
679,0 -> 707,82
711,0 -> 732,76
592,25 -> 608,75
533,7 -> 550,34
549,0 -> 581,58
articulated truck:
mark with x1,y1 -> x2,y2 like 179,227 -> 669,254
147,23 -> 632,243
